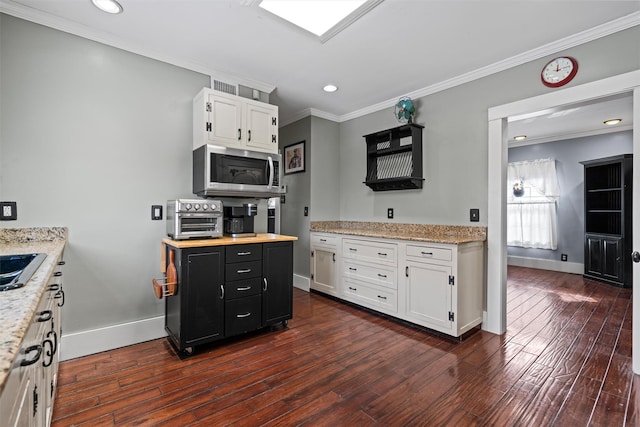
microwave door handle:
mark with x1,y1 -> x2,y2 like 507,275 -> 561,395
267,156 -> 274,189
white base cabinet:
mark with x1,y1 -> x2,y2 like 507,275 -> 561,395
310,233 -> 340,297
193,88 -> 278,154
309,232 -> 484,337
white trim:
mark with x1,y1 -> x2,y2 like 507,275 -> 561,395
487,69 -> 640,366
293,273 -> 310,292
1,1 -> 637,124
507,256 -> 583,275
0,1 -> 275,94
508,125 -> 633,148
291,11 -> 640,124
60,316 -> 166,361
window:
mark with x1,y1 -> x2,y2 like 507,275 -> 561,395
507,158 -> 560,250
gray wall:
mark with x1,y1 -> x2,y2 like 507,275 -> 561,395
1,15 -> 209,333
1,12 -> 639,338
507,131 -> 633,263
279,116 -> 311,277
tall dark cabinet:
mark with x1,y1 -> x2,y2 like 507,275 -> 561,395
581,154 -> 633,288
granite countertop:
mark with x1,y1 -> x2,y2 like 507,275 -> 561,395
0,227 -> 68,393
310,221 -> 486,244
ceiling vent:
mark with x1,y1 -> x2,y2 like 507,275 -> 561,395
211,78 -> 238,96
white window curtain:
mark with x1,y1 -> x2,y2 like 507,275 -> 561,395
507,158 -> 560,249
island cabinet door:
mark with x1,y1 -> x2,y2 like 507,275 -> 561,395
404,261 -> 453,332
262,241 -> 293,326
184,248 -> 225,345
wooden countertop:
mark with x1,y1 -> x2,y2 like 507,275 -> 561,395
162,233 -> 298,249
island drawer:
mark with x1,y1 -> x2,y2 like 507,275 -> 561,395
225,294 -> 262,336
225,277 -> 262,299
226,243 -> 262,263
226,260 -> 262,281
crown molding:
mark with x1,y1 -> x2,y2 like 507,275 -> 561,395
0,1 -> 276,94
283,10 -> 640,125
508,125 -> 633,148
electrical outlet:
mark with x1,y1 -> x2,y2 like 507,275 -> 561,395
0,202 -> 17,220
387,208 -> 394,219
470,208 -> 479,222
151,205 -> 163,220
561,254 -> 568,262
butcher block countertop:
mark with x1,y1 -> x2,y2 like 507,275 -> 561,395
162,233 -> 298,249
0,227 -> 68,393
310,221 -> 486,244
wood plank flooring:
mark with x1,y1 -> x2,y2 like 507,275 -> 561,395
51,266 -> 636,426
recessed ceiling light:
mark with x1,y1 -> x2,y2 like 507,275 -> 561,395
514,135 -> 527,141
323,84 -> 338,93
603,118 -> 622,125
91,0 -> 123,14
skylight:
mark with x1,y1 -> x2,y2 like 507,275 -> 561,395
259,0 -> 382,42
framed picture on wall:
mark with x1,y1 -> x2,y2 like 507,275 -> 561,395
284,140 -> 305,174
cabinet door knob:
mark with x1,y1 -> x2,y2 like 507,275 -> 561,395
632,251 -> 640,263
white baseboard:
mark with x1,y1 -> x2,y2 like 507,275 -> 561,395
293,274 -> 310,292
507,255 -> 583,275
60,316 -> 166,361
62,278 -> 311,361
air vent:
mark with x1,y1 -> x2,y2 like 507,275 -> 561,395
212,79 -> 238,96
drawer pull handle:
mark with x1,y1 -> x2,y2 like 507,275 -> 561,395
421,251 -> 434,256
349,267 -> 357,271
237,269 -> 252,274
349,248 -> 357,252
263,278 -> 268,292
320,239 -> 327,242
237,312 -> 251,318
377,295 -> 387,300
237,251 -> 252,256
237,286 -> 252,291
378,252 -> 387,256
349,286 -> 357,291
406,266 -> 409,277
37,310 -> 52,322
220,285 -> 224,300
21,345 -> 43,366
333,253 -> 336,262
55,290 -> 65,307
48,284 -> 60,292
378,274 -> 387,278
54,272 -> 63,277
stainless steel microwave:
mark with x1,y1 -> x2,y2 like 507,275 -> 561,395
193,144 -> 284,198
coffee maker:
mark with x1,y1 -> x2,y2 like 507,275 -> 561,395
223,203 -> 258,237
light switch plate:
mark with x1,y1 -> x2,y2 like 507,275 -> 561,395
0,201 -> 17,220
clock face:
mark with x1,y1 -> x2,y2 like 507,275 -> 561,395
541,56 -> 578,88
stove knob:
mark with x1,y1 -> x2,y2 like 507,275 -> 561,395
202,204 -> 208,210
210,203 -> 217,210
194,204 -> 200,210
185,203 -> 192,210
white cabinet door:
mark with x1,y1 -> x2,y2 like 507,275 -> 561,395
311,248 -> 337,296
405,261 -> 453,332
245,101 -> 278,153
208,93 -> 244,148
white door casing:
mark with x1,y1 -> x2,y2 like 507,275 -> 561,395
486,70 -> 640,373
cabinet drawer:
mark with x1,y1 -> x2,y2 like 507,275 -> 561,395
225,295 -> 262,336
311,233 -> 339,247
226,244 -> 262,263
406,244 -> 452,262
343,279 -> 397,313
225,260 -> 262,281
225,277 -> 262,299
343,260 -> 397,290
343,239 -> 397,266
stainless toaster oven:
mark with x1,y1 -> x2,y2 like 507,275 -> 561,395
166,199 -> 223,240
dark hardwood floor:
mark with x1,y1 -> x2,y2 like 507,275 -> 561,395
52,266 -> 636,426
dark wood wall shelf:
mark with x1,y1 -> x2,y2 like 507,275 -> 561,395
581,154 -> 632,288
363,123 -> 424,191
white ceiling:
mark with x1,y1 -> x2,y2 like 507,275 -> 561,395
1,0 -> 639,139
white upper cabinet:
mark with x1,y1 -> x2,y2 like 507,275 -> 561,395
193,88 -> 278,153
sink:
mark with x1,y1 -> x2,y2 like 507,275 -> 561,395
0,253 -> 47,291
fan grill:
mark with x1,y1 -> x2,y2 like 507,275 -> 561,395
367,152 -> 413,181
